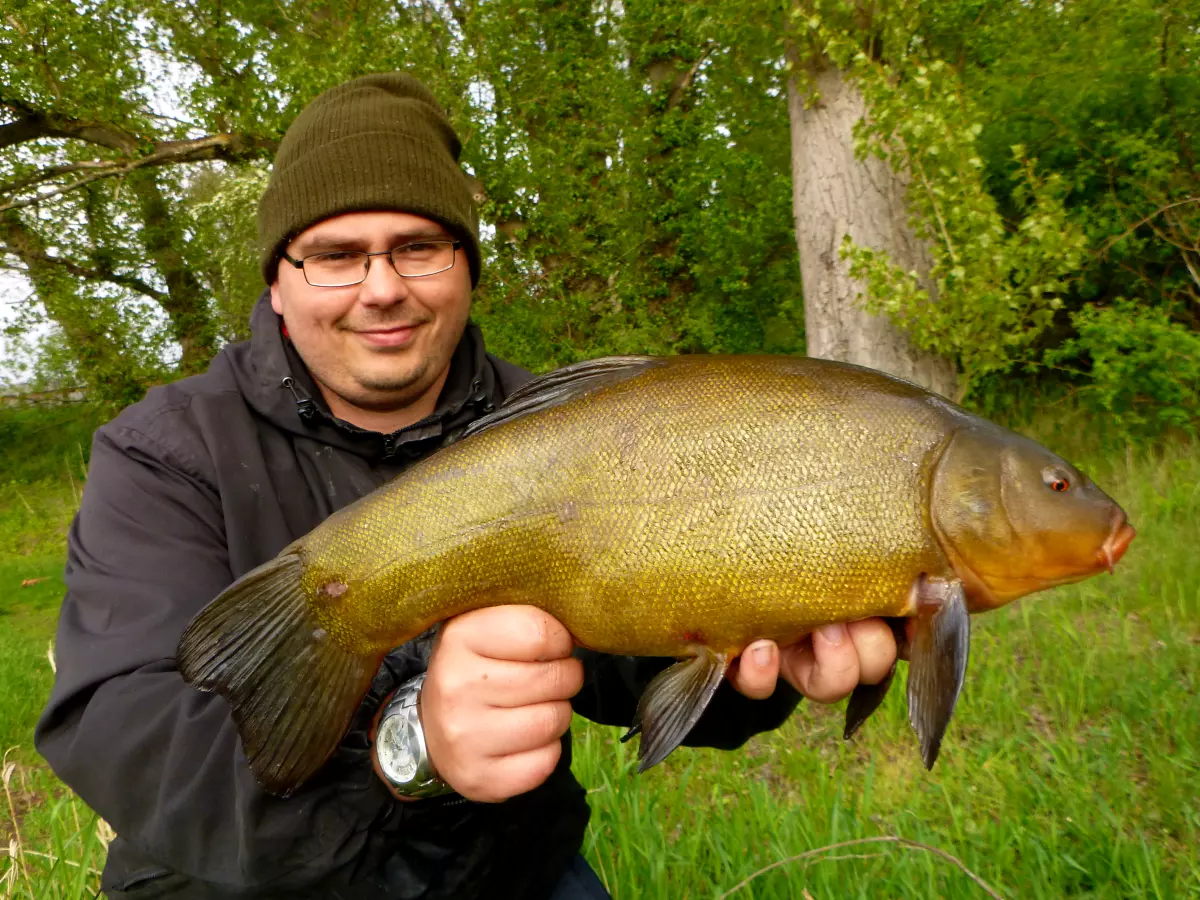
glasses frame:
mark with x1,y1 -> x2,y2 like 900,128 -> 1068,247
280,239 -> 463,287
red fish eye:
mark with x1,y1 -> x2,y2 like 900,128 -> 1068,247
1042,467 -> 1071,492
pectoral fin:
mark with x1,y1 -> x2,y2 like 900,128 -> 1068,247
843,618 -> 908,740
620,647 -> 729,773
907,579 -> 970,769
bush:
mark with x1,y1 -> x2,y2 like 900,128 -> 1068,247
1045,300 -> 1200,439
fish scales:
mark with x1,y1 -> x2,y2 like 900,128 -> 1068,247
300,356 -> 953,657
180,352 -> 1133,792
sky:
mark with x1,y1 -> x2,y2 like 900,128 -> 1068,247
0,270 -> 41,389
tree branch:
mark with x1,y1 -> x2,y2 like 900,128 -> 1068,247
1093,196 -> 1200,258
63,259 -> 168,302
0,236 -> 168,301
0,98 -> 140,153
668,41 -> 718,110
2,159 -> 118,198
0,133 -> 276,212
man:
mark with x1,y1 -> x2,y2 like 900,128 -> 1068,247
36,73 -> 898,899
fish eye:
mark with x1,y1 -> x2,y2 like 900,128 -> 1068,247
1042,467 -> 1071,493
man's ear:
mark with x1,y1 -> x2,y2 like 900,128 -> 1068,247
270,281 -> 284,316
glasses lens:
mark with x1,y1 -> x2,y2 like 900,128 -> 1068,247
391,241 -> 455,277
304,251 -> 367,287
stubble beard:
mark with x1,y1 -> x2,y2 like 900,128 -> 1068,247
346,354 -> 435,410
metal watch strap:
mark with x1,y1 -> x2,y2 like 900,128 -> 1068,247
375,673 -> 455,799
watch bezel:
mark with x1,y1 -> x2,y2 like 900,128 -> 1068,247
375,673 -> 455,798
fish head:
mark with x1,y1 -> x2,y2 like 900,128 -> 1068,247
931,425 -> 1134,612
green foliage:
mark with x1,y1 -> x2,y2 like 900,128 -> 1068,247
1,0 -> 1196,436
1045,300 -> 1200,439
458,0 -> 804,370
846,72 -> 1087,397
0,403 -> 101,484
0,403 -> 101,558
189,164 -> 271,343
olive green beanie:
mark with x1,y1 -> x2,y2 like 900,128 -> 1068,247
257,73 -> 481,286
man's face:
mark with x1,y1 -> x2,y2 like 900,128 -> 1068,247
271,210 -> 472,415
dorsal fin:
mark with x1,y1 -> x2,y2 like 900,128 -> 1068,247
464,355 -> 663,440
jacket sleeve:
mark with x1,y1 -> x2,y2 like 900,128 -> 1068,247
35,423 -> 407,892
572,650 -> 801,750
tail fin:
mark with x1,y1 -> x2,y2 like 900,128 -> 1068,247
177,549 -> 381,796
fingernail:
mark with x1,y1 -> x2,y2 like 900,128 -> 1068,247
752,643 -> 773,667
818,623 -> 846,646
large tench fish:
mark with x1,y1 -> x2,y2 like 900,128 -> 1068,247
179,355 -> 1135,795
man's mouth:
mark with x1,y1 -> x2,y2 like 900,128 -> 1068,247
353,322 -> 423,348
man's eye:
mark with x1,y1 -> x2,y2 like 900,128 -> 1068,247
311,251 -> 358,263
395,242 -> 437,255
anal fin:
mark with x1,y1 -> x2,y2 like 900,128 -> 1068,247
621,647 -> 729,773
843,617 -> 908,740
906,579 -> 970,769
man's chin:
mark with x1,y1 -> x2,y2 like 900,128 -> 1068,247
347,370 -> 432,411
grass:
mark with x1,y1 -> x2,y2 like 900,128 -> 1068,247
1,404 -> 109,898
1,402 -> 1198,898
1,555 -> 110,898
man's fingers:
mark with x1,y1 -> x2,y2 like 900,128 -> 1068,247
486,657 -> 584,707
846,619 -> 898,685
446,605 -> 575,661
474,701 -> 574,757
728,640 -> 780,699
453,741 -> 564,803
434,656 -> 583,708
781,623 -> 861,703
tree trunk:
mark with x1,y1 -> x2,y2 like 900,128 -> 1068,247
129,171 -> 217,373
788,62 -> 958,398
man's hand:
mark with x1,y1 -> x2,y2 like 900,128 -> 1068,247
411,606 -> 583,803
727,619 -> 900,703
373,611 -> 901,802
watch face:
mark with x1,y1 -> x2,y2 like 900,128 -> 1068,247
377,713 -> 420,783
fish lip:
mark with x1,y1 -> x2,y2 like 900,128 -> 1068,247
1099,510 -> 1136,574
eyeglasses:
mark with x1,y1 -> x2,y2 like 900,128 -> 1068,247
280,239 -> 462,287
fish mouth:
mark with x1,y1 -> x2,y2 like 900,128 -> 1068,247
1098,510 -> 1136,574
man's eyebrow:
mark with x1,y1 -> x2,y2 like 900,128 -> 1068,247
294,230 -> 452,254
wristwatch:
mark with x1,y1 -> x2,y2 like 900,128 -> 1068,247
375,673 -> 455,799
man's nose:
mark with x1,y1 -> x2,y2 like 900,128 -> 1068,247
358,252 -> 410,307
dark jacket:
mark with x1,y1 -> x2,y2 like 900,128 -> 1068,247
36,294 -> 800,899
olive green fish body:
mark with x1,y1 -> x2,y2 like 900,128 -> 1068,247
301,356 -> 956,659
179,354 -> 1133,795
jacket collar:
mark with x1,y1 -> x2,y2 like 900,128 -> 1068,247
234,290 -> 497,461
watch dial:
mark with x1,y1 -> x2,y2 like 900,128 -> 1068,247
377,714 -> 420,783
